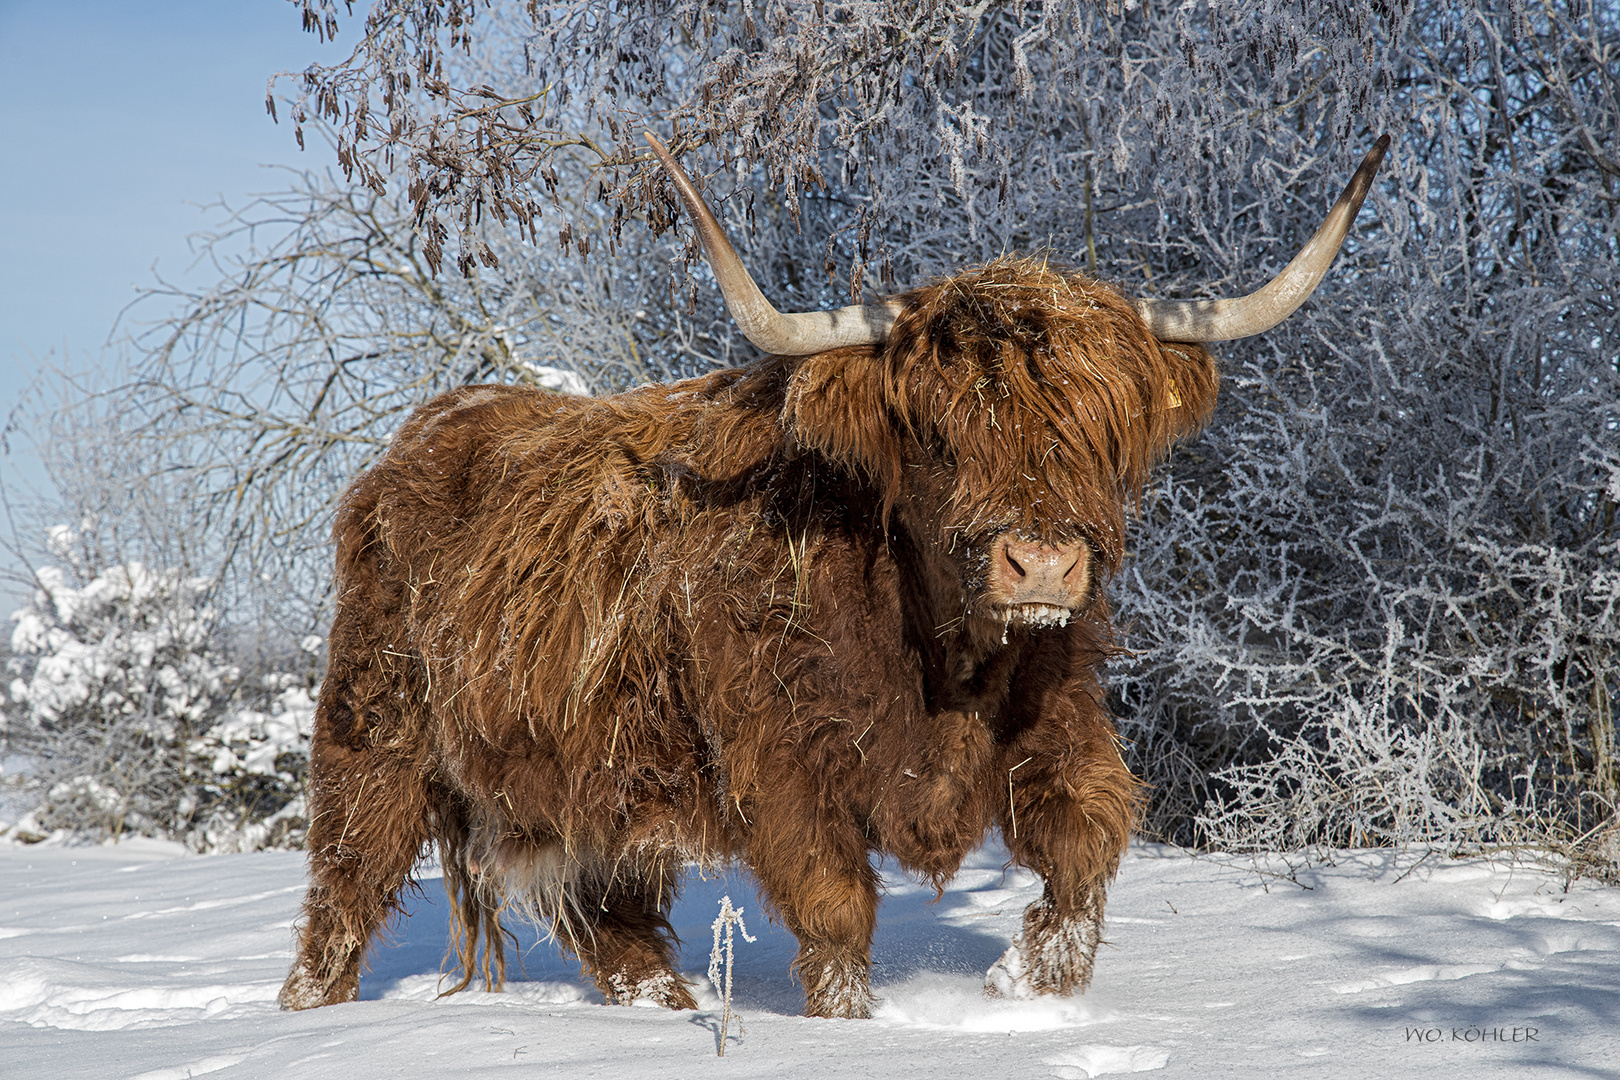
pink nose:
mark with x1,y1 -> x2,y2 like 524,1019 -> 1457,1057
987,536 -> 1091,608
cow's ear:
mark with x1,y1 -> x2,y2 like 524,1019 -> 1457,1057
1154,342 -> 1219,448
780,347 -> 904,498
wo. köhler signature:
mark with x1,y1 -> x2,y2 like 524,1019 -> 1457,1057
1404,1025 -> 1542,1044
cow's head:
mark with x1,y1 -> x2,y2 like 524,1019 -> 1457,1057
646,134 -> 1387,634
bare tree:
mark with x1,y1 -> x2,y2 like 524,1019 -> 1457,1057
273,1 -> 1407,285
114,156 -> 743,631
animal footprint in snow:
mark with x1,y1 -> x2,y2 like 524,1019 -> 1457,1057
1046,1045 -> 1169,1077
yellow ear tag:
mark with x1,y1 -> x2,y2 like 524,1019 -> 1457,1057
1166,378 -> 1183,409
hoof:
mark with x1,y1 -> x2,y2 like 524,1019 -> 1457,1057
606,969 -> 698,1010
984,943 -> 1033,999
277,962 -> 355,1011
987,889 -> 1103,998
802,959 -> 874,1018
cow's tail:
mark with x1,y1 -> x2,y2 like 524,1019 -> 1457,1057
435,819 -> 511,996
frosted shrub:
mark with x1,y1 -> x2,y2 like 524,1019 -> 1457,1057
2,537 -> 314,849
199,677 -> 315,782
184,672 -> 317,852
9,563 -> 225,732
1111,345 -> 1619,874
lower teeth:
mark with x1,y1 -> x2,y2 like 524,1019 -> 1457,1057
998,605 -> 1071,628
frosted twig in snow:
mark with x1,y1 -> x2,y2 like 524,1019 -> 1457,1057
707,894 -> 757,1057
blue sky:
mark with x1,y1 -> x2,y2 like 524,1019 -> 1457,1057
0,0 -> 350,606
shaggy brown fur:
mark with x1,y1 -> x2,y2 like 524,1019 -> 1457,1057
278,259 -> 1217,1018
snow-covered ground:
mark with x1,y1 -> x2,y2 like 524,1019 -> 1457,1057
1,839 -> 1614,1079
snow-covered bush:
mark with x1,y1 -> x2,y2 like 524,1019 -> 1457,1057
183,663 -> 317,853
9,566 -> 226,727
2,533 -> 315,850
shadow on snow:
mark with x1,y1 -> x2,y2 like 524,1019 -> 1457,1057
359,849 -> 1021,1017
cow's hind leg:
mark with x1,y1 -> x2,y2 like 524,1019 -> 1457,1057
279,668 -> 431,1009
560,854 -> 696,1009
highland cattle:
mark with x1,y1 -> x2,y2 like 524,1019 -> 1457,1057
279,133 -> 1388,1017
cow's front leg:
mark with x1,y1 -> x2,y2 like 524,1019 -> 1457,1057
987,702 -> 1137,998
742,780 -> 880,1018
985,877 -> 1107,998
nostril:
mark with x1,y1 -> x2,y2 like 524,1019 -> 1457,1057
1004,546 -> 1027,578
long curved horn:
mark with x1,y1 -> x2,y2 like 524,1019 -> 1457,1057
645,132 -> 903,356
1135,135 -> 1390,343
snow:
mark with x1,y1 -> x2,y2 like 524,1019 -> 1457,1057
1,840 -> 1614,1078
520,363 -> 593,397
